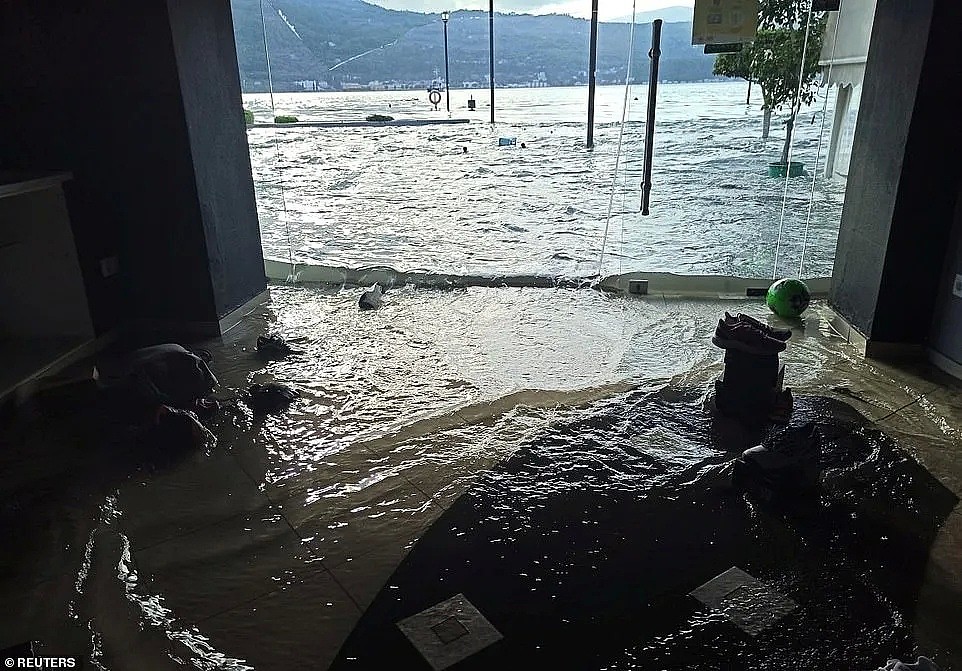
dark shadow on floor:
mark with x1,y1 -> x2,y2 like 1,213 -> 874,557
331,389 -> 959,670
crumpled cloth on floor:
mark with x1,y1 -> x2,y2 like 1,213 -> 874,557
879,657 -> 941,671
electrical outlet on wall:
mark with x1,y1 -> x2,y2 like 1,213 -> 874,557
953,274 -> 962,299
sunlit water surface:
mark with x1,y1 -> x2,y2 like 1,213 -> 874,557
245,83 -> 845,280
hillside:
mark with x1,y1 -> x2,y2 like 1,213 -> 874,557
610,6 -> 695,24
230,0 -> 717,92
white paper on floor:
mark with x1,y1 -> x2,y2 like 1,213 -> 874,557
690,566 -> 798,636
397,593 -> 503,670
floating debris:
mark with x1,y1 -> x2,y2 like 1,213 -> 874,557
256,334 -> 301,358
246,383 -> 299,413
359,284 -> 385,310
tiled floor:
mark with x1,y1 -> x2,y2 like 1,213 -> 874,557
1,290 -> 960,669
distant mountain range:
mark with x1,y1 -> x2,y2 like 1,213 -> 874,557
230,0 -> 717,92
609,5 -> 695,24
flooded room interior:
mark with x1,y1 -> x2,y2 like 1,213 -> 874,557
2,0 -> 962,669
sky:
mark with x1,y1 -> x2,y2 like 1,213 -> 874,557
364,0 -> 695,22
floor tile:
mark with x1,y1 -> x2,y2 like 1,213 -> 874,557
229,429 -> 388,505
914,511 -> 962,671
368,430 -> 503,500
0,497 -> 100,594
917,385 -> 962,433
0,573 -> 87,658
871,359 -> 950,399
328,536 -> 415,612
198,568 -> 361,671
7,292 -> 962,670
134,505 -> 307,623
816,357 -> 925,422
877,402 -> 962,498
362,398 -> 554,499
116,448 -> 269,551
285,475 -> 437,568
328,497 -> 450,610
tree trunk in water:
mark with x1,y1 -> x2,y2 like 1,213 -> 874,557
746,78 -> 752,106
762,108 -> 772,139
781,112 -> 795,165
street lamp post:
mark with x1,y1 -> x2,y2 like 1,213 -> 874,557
488,0 -> 494,123
441,11 -> 451,114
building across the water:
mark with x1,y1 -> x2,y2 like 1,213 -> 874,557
819,0 -> 877,179
293,79 -> 330,92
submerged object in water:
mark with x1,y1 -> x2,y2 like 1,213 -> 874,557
246,382 -> 298,413
359,284 -> 385,310
498,137 -> 517,146
256,334 -> 301,358
734,422 -> 822,503
191,397 -> 220,419
121,343 -> 217,408
149,405 -> 215,451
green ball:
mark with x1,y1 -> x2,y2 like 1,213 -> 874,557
766,278 -> 811,318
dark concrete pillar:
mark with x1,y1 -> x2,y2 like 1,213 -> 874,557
167,0 -> 266,322
0,0 -> 265,337
830,0 -> 962,351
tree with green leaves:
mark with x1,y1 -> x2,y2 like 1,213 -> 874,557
714,0 -> 826,165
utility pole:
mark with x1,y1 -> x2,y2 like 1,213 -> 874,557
441,11 -> 451,113
586,0 -> 599,148
640,19 -> 662,216
488,0 -> 495,123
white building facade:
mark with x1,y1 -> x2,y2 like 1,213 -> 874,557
819,0 -> 877,178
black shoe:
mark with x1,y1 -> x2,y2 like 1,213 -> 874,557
740,422 -> 821,490
724,312 -> 792,341
713,321 -> 787,355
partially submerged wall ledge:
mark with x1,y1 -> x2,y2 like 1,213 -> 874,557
600,272 -> 832,298
251,118 -> 471,129
219,289 -> 270,334
264,259 -> 832,298
828,305 -> 935,363
929,348 -> 962,381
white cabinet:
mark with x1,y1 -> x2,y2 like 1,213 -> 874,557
0,171 -> 96,402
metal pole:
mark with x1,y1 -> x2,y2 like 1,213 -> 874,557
586,0 -> 599,148
442,14 -> 451,113
640,19 -> 662,216
488,0 -> 495,123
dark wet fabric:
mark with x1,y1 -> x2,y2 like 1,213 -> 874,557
246,382 -> 299,413
119,344 -> 217,409
256,334 -> 301,358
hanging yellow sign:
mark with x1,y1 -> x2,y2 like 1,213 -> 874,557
692,0 -> 759,45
